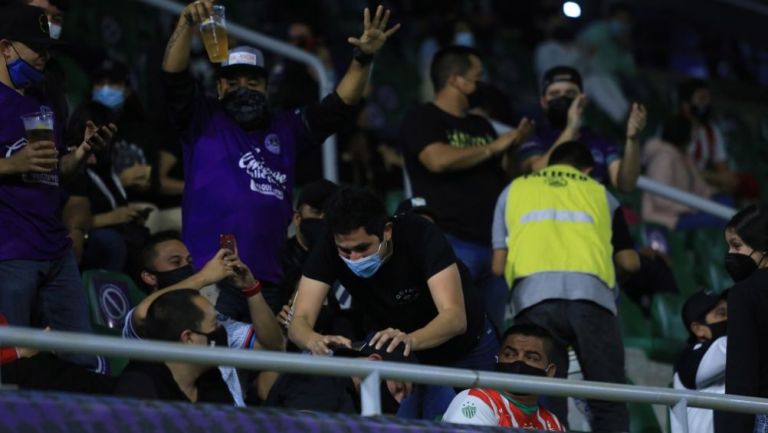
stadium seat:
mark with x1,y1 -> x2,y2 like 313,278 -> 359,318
82,270 -> 146,376
648,293 -> 688,363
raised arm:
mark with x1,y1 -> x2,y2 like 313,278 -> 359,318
611,103 -> 646,192
162,0 -> 213,73
335,5 -> 400,105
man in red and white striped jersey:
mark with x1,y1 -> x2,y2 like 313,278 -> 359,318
443,324 -> 565,431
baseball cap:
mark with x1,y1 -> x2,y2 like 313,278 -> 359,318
541,65 -> 583,95
681,289 -> 728,333
395,197 -> 438,222
218,46 -> 266,79
297,179 -> 338,211
0,4 -> 60,48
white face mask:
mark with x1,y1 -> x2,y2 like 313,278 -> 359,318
49,21 -> 62,40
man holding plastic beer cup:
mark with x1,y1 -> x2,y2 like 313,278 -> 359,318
162,1 -> 400,313
0,4 -> 115,371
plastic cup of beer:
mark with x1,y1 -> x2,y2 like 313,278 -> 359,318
20,111 -> 54,143
200,5 -> 228,63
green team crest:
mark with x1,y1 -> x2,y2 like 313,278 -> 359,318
461,402 -> 477,418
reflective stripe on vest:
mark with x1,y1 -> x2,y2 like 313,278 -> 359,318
503,164 -> 615,288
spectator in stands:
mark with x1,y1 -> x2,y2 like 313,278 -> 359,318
443,324 -> 565,431
68,100 -> 151,273
399,45 -> 534,333
643,115 -> 724,230
289,187 -> 496,371
577,2 -> 635,124
280,179 -> 339,307
518,65 -> 646,192
115,289 -> 237,404
0,4 -> 114,369
126,231 -> 284,406
721,205 -> 768,432
491,141 -> 633,432
162,1 -> 399,313
671,289 -> 728,433
276,179 -> 359,346
677,78 -> 743,195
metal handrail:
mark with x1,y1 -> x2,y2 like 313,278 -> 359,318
1,326 -> 766,426
489,120 -> 738,220
136,0 -> 338,182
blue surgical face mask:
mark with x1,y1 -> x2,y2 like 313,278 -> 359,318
6,47 -> 45,89
92,85 -> 126,109
340,242 -> 385,278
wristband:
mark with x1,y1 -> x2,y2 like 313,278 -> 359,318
241,280 -> 262,298
352,47 -> 374,66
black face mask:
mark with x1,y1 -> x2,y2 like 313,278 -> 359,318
151,264 -> 196,290
496,360 -> 548,377
221,87 -> 270,130
691,105 -> 711,124
195,325 -> 228,348
546,95 -> 574,129
707,320 -> 727,340
724,252 -> 758,282
298,218 -> 327,251
495,361 -> 549,396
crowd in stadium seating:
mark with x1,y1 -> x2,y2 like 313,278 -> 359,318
2,1 -> 768,432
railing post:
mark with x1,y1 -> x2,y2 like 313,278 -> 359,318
360,371 -> 381,416
670,398 -> 690,433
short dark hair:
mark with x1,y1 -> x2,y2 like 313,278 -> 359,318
325,187 -> 388,238
678,78 -> 709,104
727,205 -> 768,252
140,231 -> 182,271
502,323 -> 556,363
661,115 -> 692,149
430,45 -> 481,93
144,289 -> 205,342
548,140 -> 595,171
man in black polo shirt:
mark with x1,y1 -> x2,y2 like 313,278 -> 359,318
288,187 -> 497,370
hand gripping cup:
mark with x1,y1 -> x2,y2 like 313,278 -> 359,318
199,5 -> 229,63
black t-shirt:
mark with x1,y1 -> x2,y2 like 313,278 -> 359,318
302,214 -> 484,365
115,361 -> 234,404
399,103 -> 506,246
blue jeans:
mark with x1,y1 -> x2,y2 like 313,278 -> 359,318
396,319 -> 500,420
0,250 -> 100,370
446,235 -> 508,334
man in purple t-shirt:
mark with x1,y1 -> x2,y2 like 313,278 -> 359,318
162,1 -> 400,312
0,4 -> 114,368
518,65 -> 646,192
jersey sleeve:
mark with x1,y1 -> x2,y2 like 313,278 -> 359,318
220,315 -> 258,349
442,389 -> 499,426
695,336 -> 726,388
417,217 -> 459,280
302,235 -> 340,285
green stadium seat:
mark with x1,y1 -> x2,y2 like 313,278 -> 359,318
82,270 -> 146,376
648,293 -> 687,363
